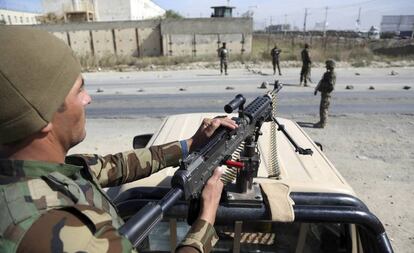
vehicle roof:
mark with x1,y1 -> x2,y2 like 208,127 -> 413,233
120,113 -> 356,197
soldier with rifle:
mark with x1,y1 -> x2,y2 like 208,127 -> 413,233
300,43 -> 312,86
0,26 -> 237,253
218,42 -> 229,75
270,44 -> 282,75
314,59 -> 337,128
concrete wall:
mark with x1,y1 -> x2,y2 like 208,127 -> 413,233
69,30 -> 92,56
160,18 -> 252,56
34,18 -> 252,58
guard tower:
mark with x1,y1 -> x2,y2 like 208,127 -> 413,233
211,6 -> 235,18
63,0 -> 95,22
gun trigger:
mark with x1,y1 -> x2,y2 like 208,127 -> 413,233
225,160 -> 244,169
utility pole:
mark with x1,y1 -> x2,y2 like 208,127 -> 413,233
323,7 -> 329,38
284,14 -> 288,37
412,22 -> 414,39
267,16 -> 273,51
356,7 -> 361,32
303,8 -> 308,33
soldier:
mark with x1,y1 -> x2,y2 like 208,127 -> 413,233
300,43 -> 312,86
0,26 -> 237,253
218,42 -> 229,75
314,59 -> 337,128
270,45 -> 282,75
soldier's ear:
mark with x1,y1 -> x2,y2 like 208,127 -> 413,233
40,123 -> 53,134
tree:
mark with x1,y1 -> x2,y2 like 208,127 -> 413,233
163,10 -> 184,19
37,13 -> 65,24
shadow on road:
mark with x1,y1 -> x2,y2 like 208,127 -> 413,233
297,121 -> 317,128
280,83 -> 301,87
197,74 -> 223,77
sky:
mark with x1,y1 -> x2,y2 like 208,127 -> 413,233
0,0 -> 42,13
153,0 -> 414,31
1,0 -> 413,31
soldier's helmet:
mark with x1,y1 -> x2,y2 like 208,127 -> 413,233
304,43 -> 309,48
325,59 -> 336,69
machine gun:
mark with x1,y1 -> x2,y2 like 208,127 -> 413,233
119,81 -> 313,247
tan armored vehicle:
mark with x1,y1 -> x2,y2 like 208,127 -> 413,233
113,83 -> 393,253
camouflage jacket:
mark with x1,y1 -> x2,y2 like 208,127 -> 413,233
301,48 -> 311,64
0,141 -> 218,253
218,47 -> 228,60
270,48 -> 281,61
317,70 -> 336,93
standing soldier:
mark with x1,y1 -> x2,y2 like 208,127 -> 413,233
314,59 -> 336,128
218,42 -> 229,75
300,43 -> 312,86
270,45 -> 282,75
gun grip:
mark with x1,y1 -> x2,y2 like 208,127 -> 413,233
187,198 -> 201,226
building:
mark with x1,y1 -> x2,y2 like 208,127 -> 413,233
42,0 -> 165,22
0,1 -> 41,25
211,6 -> 235,18
381,15 -> 414,37
96,0 -> 165,21
42,0 -> 96,22
266,24 -> 290,33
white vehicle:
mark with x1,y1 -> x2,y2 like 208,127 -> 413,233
112,83 -> 393,253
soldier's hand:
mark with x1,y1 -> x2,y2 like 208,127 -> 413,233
314,90 -> 318,96
187,117 -> 238,152
199,167 -> 224,225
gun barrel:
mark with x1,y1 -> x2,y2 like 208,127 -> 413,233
119,188 -> 183,247
244,95 -> 272,122
224,94 -> 246,113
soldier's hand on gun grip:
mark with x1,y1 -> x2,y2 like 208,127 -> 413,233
199,167 -> 225,225
187,117 -> 238,152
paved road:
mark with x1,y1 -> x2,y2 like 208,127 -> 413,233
86,91 -> 414,118
83,68 -> 414,118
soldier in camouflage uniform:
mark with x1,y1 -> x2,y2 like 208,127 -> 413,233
218,42 -> 229,75
270,45 -> 282,75
314,59 -> 337,128
300,43 -> 312,87
0,26 -> 237,253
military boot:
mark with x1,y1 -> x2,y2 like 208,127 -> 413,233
313,122 -> 325,128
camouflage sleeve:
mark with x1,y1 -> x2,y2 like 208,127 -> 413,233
176,219 -> 219,253
318,72 -> 335,93
17,206 -> 136,253
326,72 -> 335,91
72,141 -> 183,188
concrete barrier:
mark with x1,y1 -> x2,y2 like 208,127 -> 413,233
32,18 -> 252,59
